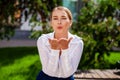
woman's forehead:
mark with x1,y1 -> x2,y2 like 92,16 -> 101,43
52,10 -> 68,16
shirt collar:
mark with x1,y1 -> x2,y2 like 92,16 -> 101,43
52,32 -> 74,39
45,32 -> 74,46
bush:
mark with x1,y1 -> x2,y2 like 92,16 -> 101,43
71,0 -> 120,69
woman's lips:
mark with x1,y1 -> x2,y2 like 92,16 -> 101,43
57,26 -> 63,29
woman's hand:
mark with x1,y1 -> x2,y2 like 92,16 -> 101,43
48,37 -> 72,50
59,37 -> 72,50
48,38 -> 60,50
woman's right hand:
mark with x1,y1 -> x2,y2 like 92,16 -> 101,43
48,38 -> 60,50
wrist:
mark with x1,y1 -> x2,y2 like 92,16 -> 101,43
61,46 -> 68,50
51,46 -> 60,50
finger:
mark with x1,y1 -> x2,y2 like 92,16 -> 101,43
52,39 -> 59,43
53,38 -> 58,41
68,37 -> 73,43
48,38 -> 51,44
59,38 -> 67,41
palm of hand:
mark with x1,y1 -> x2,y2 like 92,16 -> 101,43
48,39 -> 60,50
49,38 -> 72,50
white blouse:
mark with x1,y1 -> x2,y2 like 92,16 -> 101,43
37,32 -> 84,78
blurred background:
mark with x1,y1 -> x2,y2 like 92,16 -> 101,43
0,0 -> 120,80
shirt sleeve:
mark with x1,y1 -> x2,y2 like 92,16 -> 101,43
60,40 -> 84,77
37,36 -> 60,75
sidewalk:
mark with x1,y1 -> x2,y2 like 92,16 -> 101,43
74,69 -> 120,79
0,39 -> 36,48
0,29 -> 37,48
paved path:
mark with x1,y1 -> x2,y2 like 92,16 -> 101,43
0,29 -> 37,48
0,39 -> 36,48
74,69 -> 120,80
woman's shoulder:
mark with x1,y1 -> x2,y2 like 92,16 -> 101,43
72,34 -> 84,44
74,35 -> 82,40
37,33 -> 53,41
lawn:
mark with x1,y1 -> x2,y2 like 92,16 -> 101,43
105,52 -> 120,64
0,47 -> 120,80
0,47 -> 41,80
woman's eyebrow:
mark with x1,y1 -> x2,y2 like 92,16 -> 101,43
52,15 -> 67,18
61,15 -> 67,17
52,16 -> 58,17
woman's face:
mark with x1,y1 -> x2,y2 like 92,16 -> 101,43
50,9 -> 72,34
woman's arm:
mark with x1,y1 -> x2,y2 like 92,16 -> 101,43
60,40 -> 84,77
37,36 -> 60,75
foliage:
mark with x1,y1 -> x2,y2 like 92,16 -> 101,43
0,0 -> 16,40
71,0 -> 120,69
0,0 -> 62,40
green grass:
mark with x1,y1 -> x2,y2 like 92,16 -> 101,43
0,47 -> 120,80
0,47 -> 41,80
104,51 -> 120,64
95,51 -> 120,69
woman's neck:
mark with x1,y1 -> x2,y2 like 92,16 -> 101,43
54,32 -> 68,40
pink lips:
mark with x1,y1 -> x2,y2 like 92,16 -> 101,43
57,26 -> 63,29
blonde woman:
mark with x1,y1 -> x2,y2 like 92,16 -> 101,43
36,6 -> 84,80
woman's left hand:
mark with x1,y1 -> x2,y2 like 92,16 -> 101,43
59,37 -> 72,50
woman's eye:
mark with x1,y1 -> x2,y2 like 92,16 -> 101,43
62,18 -> 67,20
53,18 -> 58,20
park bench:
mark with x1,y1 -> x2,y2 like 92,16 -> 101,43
74,69 -> 120,80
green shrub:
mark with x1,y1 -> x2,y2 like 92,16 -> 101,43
71,0 -> 120,69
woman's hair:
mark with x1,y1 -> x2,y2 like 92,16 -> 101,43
50,6 -> 72,20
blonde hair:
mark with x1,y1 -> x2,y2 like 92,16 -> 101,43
50,6 -> 73,20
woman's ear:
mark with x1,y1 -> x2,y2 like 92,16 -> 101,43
69,20 -> 72,27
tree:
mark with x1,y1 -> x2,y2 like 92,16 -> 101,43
0,0 -> 17,40
71,0 -> 120,69
0,0 -> 62,40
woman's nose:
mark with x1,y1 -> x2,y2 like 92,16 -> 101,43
58,19 -> 61,24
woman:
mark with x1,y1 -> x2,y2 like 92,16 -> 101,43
37,6 -> 84,80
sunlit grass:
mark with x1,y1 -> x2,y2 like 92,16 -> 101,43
0,55 -> 39,80
104,52 -> 120,64
0,47 -> 41,80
